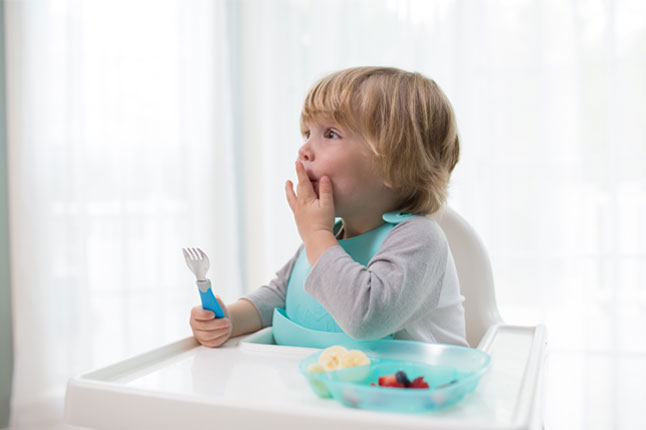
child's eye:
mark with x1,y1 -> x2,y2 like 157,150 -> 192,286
302,130 -> 310,140
325,129 -> 341,139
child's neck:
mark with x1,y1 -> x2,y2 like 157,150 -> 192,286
340,213 -> 387,239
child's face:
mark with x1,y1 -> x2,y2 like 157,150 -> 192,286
298,119 -> 393,218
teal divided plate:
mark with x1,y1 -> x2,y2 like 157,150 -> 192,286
298,339 -> 491,413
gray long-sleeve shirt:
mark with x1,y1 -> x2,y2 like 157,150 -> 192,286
243,216 -> 468,346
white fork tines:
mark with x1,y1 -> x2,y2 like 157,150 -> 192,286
182,247 -> 210,281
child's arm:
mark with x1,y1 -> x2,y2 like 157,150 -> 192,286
228,299 -> 263,337
305,217 -> 450,340
190,247 -> 300,347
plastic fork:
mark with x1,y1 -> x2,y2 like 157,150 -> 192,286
182,247 -> 226,318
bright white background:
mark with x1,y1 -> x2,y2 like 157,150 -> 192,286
4,0 -> 646,429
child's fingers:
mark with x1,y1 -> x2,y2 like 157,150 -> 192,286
191,316 -> 231,332
190,305 -> 233,348
194,327 -> 230,347
191,305 -> 215,321
214,296 -> 230,319
193,324 -> 230,341
294,161 -> 315,198
318,176 -> 334,206
294,160 -> 308,183
200,330 -> 232,348
285,180 -> 296,209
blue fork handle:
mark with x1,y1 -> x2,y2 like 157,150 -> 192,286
196,279 -> 226,318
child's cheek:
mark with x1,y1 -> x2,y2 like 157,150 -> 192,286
329,180 -> 352,206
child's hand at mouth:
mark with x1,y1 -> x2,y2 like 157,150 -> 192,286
285,161 -> 338,266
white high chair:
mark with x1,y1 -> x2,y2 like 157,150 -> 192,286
65,207 -> 547,430
432,207 -> 503,348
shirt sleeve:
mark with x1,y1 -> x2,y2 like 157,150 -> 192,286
304,216 -> 448,339
241,245 -> 302,327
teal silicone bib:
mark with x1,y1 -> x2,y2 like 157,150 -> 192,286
272,212 -> 415,348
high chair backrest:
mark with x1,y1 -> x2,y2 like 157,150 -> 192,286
432,207 -> 503,347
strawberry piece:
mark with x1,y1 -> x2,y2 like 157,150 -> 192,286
409,376 -> 430,389
378,374 -> 405,388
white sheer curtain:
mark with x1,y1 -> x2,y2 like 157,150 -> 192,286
5,0 -> 646,429
6,0 -> 242,427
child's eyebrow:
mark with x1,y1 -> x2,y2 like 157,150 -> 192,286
319,122 -> 345,132
302,120 -> 343,131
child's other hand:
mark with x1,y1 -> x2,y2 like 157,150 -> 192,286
189,301 -> 232,348
285,161 -> 335,243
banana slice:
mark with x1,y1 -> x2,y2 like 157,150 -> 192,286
306,361 -> 330,398
340,349 -> 371,368
307,363 -> 326,373
318,345 -> 348,371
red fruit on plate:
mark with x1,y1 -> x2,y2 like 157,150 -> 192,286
409,376 -> 430,389
378,374 -> 405,388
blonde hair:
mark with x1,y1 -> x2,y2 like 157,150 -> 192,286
300,66 -> 460,215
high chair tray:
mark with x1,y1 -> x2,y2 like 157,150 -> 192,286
64,323 -> 547,430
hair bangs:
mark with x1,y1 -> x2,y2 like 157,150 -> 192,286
300,71 -> 362,135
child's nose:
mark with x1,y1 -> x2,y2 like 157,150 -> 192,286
298,142 -> 314,162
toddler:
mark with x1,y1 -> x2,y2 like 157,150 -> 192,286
190,66 -> 467,348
